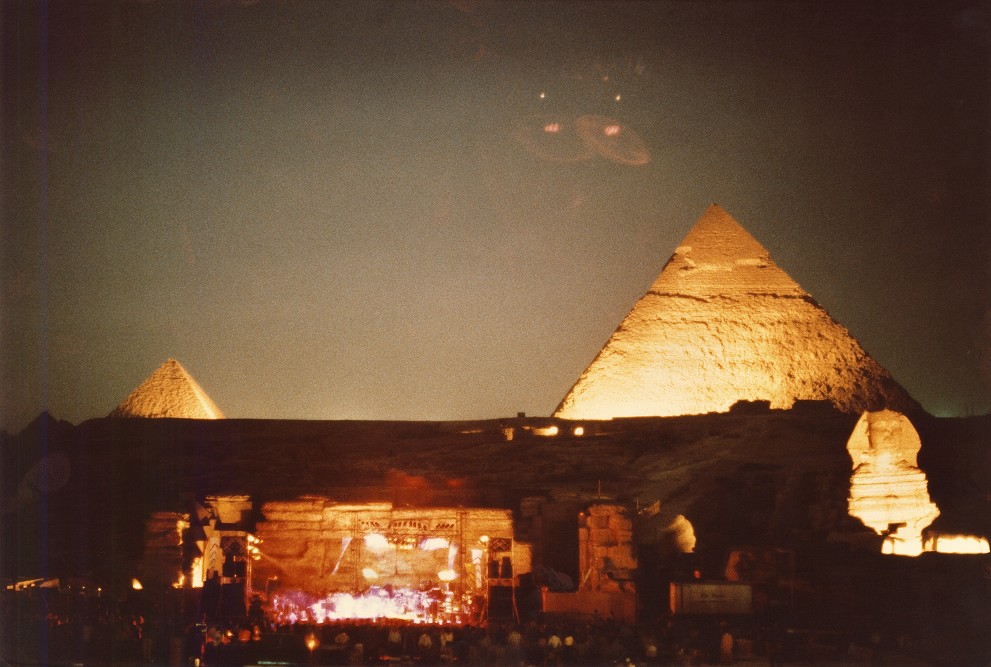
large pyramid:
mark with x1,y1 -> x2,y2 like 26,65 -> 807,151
109,359 -> 225,419
555,205 -> 919,420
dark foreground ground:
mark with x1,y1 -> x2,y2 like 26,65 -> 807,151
2,409 -> 989,665
1,597 -> 974,667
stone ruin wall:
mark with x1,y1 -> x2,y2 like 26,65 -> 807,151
136,511 -> 187,589
578,502 -> 636,594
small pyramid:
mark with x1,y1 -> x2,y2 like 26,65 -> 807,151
109,359 -> 225,419
555,205 -> 919,419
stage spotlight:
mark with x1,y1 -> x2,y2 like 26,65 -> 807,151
364,533 -> 389,551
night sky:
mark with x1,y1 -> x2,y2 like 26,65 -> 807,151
3,1 -> 989,431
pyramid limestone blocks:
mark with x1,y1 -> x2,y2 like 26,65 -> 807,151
555,205 -> 917,419
846,410 -> 939,556
110,359 -> 225,419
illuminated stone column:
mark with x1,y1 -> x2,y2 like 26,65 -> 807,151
578,503 -> 636,593
846,410 -> 939,556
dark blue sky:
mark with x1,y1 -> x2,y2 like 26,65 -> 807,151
3,1 -> 989,430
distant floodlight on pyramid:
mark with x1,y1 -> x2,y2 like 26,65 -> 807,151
554,205 -> 919,420
109,359 -> 225,419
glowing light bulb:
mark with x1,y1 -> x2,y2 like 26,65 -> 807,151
420,537 -> 450,550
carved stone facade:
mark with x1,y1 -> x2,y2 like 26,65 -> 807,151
252,498 -> 529,597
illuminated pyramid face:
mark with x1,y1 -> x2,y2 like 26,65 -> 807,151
110,359 -> 225,419
555,205 -> 918,419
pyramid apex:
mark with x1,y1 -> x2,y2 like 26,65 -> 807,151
109,359 -> 225,419
690,202 -> 759,235
651,205 -> 803,298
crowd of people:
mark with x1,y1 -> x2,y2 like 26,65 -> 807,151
183,615 -> 869,666
2,587 -> 931,666
186,616 -> 740,666
1,588 -> 765,666
1,588 -> 157,664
